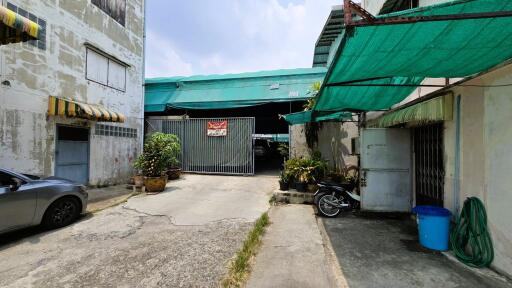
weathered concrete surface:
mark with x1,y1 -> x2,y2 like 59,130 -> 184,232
87,184 -> 135,203
125,174 -> 275,225
322,213 -> 512,288
247,205 -> 337,288
289,121 -> 358,171
0,174 -> 276,287
86,184 -> 140,213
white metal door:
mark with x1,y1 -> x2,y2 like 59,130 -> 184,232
360,128 -> 412,212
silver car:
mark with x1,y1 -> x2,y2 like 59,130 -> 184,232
0,168 -> 88,234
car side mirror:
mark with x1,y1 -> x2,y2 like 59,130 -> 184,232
9,178 -> 23,192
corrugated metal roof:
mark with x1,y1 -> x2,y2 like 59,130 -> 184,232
313,5 -> 344,67
146,67 -> 327,84
145,67 -> 327,112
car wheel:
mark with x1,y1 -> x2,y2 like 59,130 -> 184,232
42,197 -> 80,229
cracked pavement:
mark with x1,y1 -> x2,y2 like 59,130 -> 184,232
0,174 -> 276,288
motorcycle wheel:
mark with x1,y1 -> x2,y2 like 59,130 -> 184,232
317,194 -> 343,218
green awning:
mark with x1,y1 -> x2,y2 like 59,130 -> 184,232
367,94 -> 453,128
314,0 -> 512,113
0,5 -> 40,45
145,68 -> 326,112
144,80 -> 182,112
282,110 -> 352,125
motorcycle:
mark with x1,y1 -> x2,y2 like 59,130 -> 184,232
314,181 -> 360,217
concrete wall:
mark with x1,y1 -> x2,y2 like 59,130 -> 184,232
361,0 -> 451,15
289,124 -> 310,159
0,0 -> 145,185
290,121 -> 358,171
442,64 -> 512,278
419,0 -> 451,6
360,0 -> 388,15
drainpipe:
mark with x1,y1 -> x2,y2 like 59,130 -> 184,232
140,0 -> 147,153
357,112 -> 365,194
453,94 -> 461,214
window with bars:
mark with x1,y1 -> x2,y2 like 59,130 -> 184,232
95,124 -> 137,138
7,2 -> 47,50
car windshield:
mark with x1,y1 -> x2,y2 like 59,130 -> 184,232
0,170 -> 29,187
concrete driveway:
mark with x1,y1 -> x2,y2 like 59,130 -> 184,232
322,213 -> 512,288
0,174 -> 276,288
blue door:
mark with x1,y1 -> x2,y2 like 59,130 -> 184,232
55,126 -> 89,184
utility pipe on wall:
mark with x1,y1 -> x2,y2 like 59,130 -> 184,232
453,94 -> 462,214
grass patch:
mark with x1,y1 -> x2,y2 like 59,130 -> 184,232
269,194 -> 277,205
221,212 -> 270,288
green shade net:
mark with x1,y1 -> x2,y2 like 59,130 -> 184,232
145,68 -> 326,112
315,0 -> 512,113
282,110 -> 352,125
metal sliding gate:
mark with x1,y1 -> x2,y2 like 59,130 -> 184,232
413,123 -> 444,206
147,118 -> 255,175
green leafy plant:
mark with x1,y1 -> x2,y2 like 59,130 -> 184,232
284,158 -> 301,182
284,156 -> 328,184
279,170 -> 290,183
297,166 -> 315,183
303,81 -> 322,111
277,143 -> 289,159
311,150 -> 322,161
304,81 -> 323,149
134,133 -> 181,177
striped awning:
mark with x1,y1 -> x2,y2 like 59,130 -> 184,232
48,96 -> 126,123
367,94 -> 453,128
0,5 -> 39,45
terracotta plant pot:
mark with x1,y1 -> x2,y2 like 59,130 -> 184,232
133,175 -> 144,188
167,167 -> 182,180
144,175 -> 168,192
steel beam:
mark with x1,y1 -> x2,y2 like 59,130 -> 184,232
349,11 -> 512,27
343,0 -> 376,26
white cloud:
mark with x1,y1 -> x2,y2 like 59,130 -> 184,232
145,0 -> 338,77
144,30 -> 194,78
198,0 -> 334,74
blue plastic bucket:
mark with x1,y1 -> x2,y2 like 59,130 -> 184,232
412,206 -> 451,251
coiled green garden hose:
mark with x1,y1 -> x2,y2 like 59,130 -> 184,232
450,197 -> 494,268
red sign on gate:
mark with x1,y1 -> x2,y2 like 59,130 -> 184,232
207,121 -> 228,136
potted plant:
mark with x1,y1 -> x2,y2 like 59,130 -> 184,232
162,134 -> 181,180
295,166 -> 311,192
134,132 -> 174,192
278,170 -> 290,191
132,169 -> 144,188
284,158 -> 300,189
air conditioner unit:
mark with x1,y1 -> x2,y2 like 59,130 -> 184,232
351,137 -> 360,155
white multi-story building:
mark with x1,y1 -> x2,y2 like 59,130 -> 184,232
0,0 -> 145,185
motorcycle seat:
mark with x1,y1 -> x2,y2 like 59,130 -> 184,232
318,181 -> 354,190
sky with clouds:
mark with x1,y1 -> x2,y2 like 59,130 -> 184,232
145,0 -> 340,78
